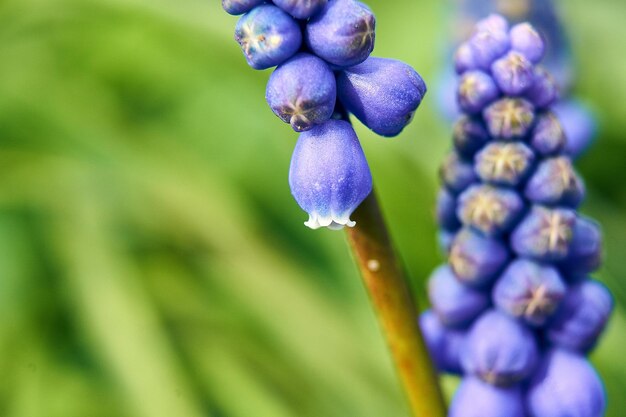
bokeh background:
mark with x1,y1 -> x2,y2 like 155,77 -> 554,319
0,0 -> 625,416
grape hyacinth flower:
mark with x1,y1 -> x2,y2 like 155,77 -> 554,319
493,259 -> 567,326
289,120 -> 372,229
461,310 -> 539,386
305,0 -> 375,68
266,53 -> 336,132
527,349 -> 607,417
428,265 -> 490,328
449,377 -> 525,417
337,57 -> 427,136
223,0 -> 427,229
419,310 -> 465,374
547,279 -> 613,352
234,4 -> 302,70
427,15 -> 612,417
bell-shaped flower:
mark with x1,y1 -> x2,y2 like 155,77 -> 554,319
289,120 -> 372,230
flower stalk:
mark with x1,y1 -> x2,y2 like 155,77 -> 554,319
346,191 -> 447,417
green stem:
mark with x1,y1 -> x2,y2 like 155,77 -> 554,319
346,191 -> 447,417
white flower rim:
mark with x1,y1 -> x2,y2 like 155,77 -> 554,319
305,212 -> 356,230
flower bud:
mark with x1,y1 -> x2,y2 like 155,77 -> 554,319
452,116 -> 490,158
468,15 -> 511,71
483,98 -> 535,140
511,206 -> 576,261
547,279 -> 613,353
222,0 -> 264,15
305,0 -> 375,68
454,42 -> 478,74
525,66 -> 559,109
510,22 -> 545,64
266,53 -> 336,132
457,71 -> 499,114
428,265 -> 490,328
449,228 -> 509,288
436,188 -> 461,231
449,377 -> 525,417
461,310 -> 539,386
273,0 -> 327,19
337,57 -> 426,137
474,142 -> 535,187
440,152 -> 477,195
491,51 -> 535,96
553,100 -> 597,159
289,120 -> 372,229
457,185 -> 525,237
558,216 -> 602,278
419,310 -> 465,374
493,259 -> 567,326
524,157 -> 585,208
527,349 -> 606,417
530,112 -> 566,156
234,5 -> 302,70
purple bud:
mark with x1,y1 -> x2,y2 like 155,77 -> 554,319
440,152 -> 478,195
266,53 -> 336,132
337,57 -> 426,137
510,22 -> 545,64
493,259 -> 567,326
419,310 -> 465,374
558,217 -> 603,278
461,310 -> 539,386
428,265 -> 490,328
474,142 -> 535,187
527,349 -> 606,417
289,120 -> 372,229
530,112 -> 566,156
457,71 -> 499,114
272,0 -> 327,19
511,206 -> 576,261
553,100 -> 598,159
305,0 -> 375,68
450,377 -> 525,417
525,66 -> 559,109
222,0 -> 264,15
524,157 -> 585,208
475,14 -> 509,33
547,279 -> 613,353
449,228 -> 509,288
457,185 -> 525,237
454,42 -> 478,74
436,188 -> 461,231
265,53 -> 337,132
468,16 -> 511,71
483,98 -> 535,140
453,116 -> 490,158
491,51 -> 535,96
234,5 -> 302,70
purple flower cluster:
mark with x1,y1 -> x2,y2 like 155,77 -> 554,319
223,0 -> 427,229
436,0 -> 597,159
422,15 -> 613,417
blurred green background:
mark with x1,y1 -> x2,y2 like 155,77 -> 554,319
0,0 -> 625,416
